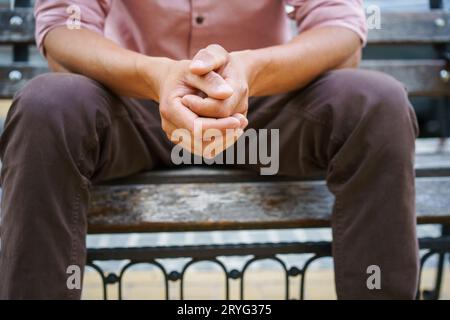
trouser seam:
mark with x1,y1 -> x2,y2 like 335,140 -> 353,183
327,145 -> 347,299
332,190 -> 346,298
67,145 -> 94,299
68,190 -> 81,299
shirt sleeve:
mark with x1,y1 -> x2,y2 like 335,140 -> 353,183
34,0 -> 111,55
285,0 -> 368,45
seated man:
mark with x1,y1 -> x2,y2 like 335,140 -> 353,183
0,0 -> 419,299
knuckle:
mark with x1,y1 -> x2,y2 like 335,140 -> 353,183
216,110 -> 227,118
239,103 -> 249,114
238,97 -> 248,109
194,48 -> 206,57
237,83 -> 249,96
199,49 -> 213,59
187,119 -> 196,133
159,106 -> 170,120
207,44 -> 222,50
208,44 -> 227,55
161,122 -> 169,133
161,118 -> 170,131
188,102 -> 200,112
217,108 -> 232,118
185,72 -> 195,83
205,72 -> 219,83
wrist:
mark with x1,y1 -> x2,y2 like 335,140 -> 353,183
230,50 -> 264,97
137,55 -> 174,102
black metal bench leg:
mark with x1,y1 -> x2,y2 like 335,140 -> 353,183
430,0 -> 449,150
422,225 -> 449,300
438,98 -> 449,152
11,0 -> 31,64
422,252 -> 446,300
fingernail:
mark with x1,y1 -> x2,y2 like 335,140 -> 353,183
181,96 -> 191,105
241,117 -> 249,128
191,60 -> 207,69
233,114 -> 248,128
217,84 -> 233,94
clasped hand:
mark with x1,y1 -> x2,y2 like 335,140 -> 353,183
158,45 -> 249,158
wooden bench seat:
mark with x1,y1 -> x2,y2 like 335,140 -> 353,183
88,139 -> 450,233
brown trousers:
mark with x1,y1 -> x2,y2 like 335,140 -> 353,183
0,69 -> 419,299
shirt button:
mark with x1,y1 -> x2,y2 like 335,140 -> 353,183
195,16 -> 205,25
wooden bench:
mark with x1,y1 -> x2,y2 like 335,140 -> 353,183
0,1 -> 449,300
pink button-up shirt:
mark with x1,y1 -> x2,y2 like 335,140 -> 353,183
35,0 -> 367,60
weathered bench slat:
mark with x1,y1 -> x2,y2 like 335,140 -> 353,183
416,153 -> 450,177
87,177 -> 450,233
2,9 -> 450,45
0,8 -> 35,44
88,139 -> 450,233
1,60 -> 448,98
367,10 -> 450,44
0,63 -> 48,98
361,60 -> 449,97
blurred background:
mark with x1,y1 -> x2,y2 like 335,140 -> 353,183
0,0 -> 448,299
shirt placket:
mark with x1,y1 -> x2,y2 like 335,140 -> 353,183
189,0 -> 210,58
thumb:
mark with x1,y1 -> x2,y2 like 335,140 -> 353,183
190,44 -> 229,75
